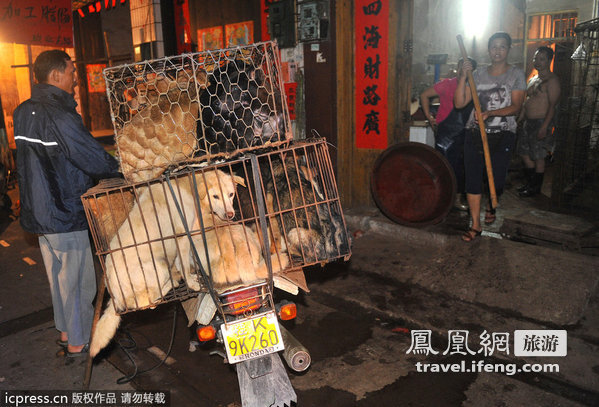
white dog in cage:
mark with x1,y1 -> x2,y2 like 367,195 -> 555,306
90,168 -> 243,357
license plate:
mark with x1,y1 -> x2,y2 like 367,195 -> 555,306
221,312 -> 285,363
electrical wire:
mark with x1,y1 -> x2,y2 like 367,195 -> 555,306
116,304 -> 178,385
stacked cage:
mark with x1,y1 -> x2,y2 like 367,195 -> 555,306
82,41 -> 351,315
552,19 -> 599,213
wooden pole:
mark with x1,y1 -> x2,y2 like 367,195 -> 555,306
83,275 -> 106,389
456,35 -> 498,209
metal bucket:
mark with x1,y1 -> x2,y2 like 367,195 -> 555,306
371,142 -> 456,227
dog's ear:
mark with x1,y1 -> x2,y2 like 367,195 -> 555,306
150,73 -> 174,93
198,185 -> 207,200
233,175 -> 246,188
195,174 -> 208,200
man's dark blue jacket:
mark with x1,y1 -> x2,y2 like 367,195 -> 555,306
14,83 -> 120,234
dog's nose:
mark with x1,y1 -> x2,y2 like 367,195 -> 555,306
226,211 -> 235,220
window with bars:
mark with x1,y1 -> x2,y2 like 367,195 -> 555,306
129,0 -> 163,61
527,12 -> 577,41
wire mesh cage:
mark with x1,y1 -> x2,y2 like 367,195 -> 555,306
103,41 -> 292,183
552,19 -> 599,213
82,139 -> 351,315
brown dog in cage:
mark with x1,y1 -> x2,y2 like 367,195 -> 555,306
117,68 -> 209,182
257,153 -> 348,265
90,168 -> 244,357
184,221 -> 289,289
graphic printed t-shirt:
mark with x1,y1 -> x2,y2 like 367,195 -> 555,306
465,65 -> 526,133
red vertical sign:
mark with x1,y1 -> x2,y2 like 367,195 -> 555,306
173,0 -> 192,53
284,82 -> 297,120
261,0 -> 271,41
355,0 -> 388,149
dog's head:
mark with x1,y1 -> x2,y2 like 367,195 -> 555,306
197,169 -> 246,221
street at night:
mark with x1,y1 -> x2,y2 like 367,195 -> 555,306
1,188 -> 598,406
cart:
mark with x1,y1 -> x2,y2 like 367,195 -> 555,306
81,41 -> 351,407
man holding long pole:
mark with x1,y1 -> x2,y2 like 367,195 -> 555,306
454,32 -> 526,242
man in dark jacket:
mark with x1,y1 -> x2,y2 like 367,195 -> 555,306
14,50 -> 120,357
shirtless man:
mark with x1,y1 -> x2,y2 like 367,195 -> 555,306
517,46 -> 561,197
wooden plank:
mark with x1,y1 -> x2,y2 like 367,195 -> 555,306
335,0 -> 354,207
353,149 -> 380,206
88,92 -> 113,131
304,41 -> 337,168
388,0 -> 413,144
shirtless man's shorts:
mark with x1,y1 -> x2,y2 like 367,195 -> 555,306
516,46 -> 561,197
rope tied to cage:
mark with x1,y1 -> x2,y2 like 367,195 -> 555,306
164,170 -> 220,308
249,154 -> 275,294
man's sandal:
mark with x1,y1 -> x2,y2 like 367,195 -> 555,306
56,343 -> 89,358
462,228 -> 482,242
484,209 -> 496,225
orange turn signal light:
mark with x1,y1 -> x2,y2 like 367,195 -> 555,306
196,325 -> 216,342
278,303 -> 297,321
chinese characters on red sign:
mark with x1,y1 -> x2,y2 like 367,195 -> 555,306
355,0 -> 388,149
284,82 -> 297,120
0,0 -> 73,47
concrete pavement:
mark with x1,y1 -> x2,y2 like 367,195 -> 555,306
0,176 -> 598,405
337,187 -> 599,405
0,188 -> 134,392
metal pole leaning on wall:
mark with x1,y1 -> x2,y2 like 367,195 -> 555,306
456,34 -> 498,209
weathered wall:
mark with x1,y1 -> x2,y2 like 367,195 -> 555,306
411,0 -> 596,104
100,3 -> 134,60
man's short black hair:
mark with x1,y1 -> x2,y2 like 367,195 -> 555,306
536,46 -> 554,62
488,32 -> 512,49
33,50 -> 71,84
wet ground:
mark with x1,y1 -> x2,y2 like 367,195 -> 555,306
93,265 -> 482,407
1,173 -> 598,406
70,230 -> 598,406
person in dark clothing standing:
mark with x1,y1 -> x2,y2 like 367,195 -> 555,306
420,57 -> 477,211
454,32 -> 526,242
13,50 -> 119,357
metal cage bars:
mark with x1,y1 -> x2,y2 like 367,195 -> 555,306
82,139 -> 351,314
103,41 -> 293,183
552,19 -> 599,212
